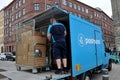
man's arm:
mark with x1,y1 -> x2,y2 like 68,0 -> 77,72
47,33 -> 51,41
64,30 -> 67,36
47,25 -> 52,41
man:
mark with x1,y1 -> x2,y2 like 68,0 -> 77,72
47,17 -> 67,74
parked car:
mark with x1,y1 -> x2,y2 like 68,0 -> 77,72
0,53 -> 6,61
6,52 -> 16,61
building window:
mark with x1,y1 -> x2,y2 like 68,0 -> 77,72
19,0 -> 21,7
81,7 -> 84,12
6,19 -> 9,25
16,13 -> 19,19
12,16 -> 14,21
19,11 -> 21,18
4,20 -> 6,26
90,15 -> 93,19
85,8 -> 89,13
69,2 -> 72,8
22,0 -> 25,4
94,12 -> 96,17
16,2 -> 18,9
4,12 -> 7,17
6,11 -> 9,16
34,3 -> 40,11
62,0 -> 67,6
74,4 -> 77,9
22,8 -> 25,15
97,14 -> 99,18
46,5 -> 51,10
12,6 -> 14,12
78,6 -> 80,11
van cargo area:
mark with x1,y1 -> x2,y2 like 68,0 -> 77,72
16,7 -> 72,79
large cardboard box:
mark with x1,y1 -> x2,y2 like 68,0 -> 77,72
16,31 -> 47,67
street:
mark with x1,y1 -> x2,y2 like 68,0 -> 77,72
0,60 -> 120,80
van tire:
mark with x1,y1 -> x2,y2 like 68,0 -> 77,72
84,73 -> 91,80
78,72 -> 91,80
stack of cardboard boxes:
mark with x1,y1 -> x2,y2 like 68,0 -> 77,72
16,30 -> 47,67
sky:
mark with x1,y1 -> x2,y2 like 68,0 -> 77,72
0,0 -> 112,17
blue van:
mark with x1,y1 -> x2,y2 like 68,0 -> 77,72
17,6 -> 112,80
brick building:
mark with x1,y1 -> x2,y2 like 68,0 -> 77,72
0,10 -> 4,52
4,0 -> 115,52
111,0 -> 120,51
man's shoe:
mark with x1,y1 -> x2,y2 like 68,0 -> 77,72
63,67 -> 68,74
55,69 -> 62,74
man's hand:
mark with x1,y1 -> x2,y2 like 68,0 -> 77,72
47,33 -> 51,41
64,31 -> 67,36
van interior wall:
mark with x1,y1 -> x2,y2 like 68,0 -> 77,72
34,16 -> 71,70
59,18 -> 71,69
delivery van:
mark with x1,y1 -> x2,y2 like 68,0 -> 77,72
16,6 -> 112,80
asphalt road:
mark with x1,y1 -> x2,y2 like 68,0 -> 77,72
0,61 -> 120,80
92,63 -> 120,80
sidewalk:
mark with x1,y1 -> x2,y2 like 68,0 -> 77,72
0,61 -> 70,80
0,61 -> 41,80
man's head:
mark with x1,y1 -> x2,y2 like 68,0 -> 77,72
50,17 -> 57,24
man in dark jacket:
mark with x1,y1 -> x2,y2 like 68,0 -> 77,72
47,18 -> 67,74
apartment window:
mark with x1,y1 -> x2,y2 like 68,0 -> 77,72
74,4 -> 77,9
19,0 -> 21,7
85,8 -> 89,13
16,2 -> 18,9
46,5 -> 51,10
12,7 -> 14,12
7,11 -> 9,16
4,20 -> 6,26
6,19 -> 9,25
22,8 -> 26,15
16,23 -> 19,29
4,12 -> 7,17
104,17 -> 106,20
34,3 -> 40,11
12,16 -> 14,21
19,22 -> 21,27
78,6 -> 80,11
97,14 -> 99,18
19,11 -> 21,18
4,29 -> 6,35
22,0 -> 25,4
81,7 -> 84,12
69,2 -> 72,8
94,12 -> 96,17
90,15 -> 93,19
11,25 -> 14,31
16,13 -> 19,19
62,0 -> 67,6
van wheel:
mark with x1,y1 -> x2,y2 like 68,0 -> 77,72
84,73 -> 91,80
77,72 -> 91,80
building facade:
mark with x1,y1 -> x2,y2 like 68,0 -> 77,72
0,10 -> 4,53
4,0 -> 115,52
111,0 -> 120,51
